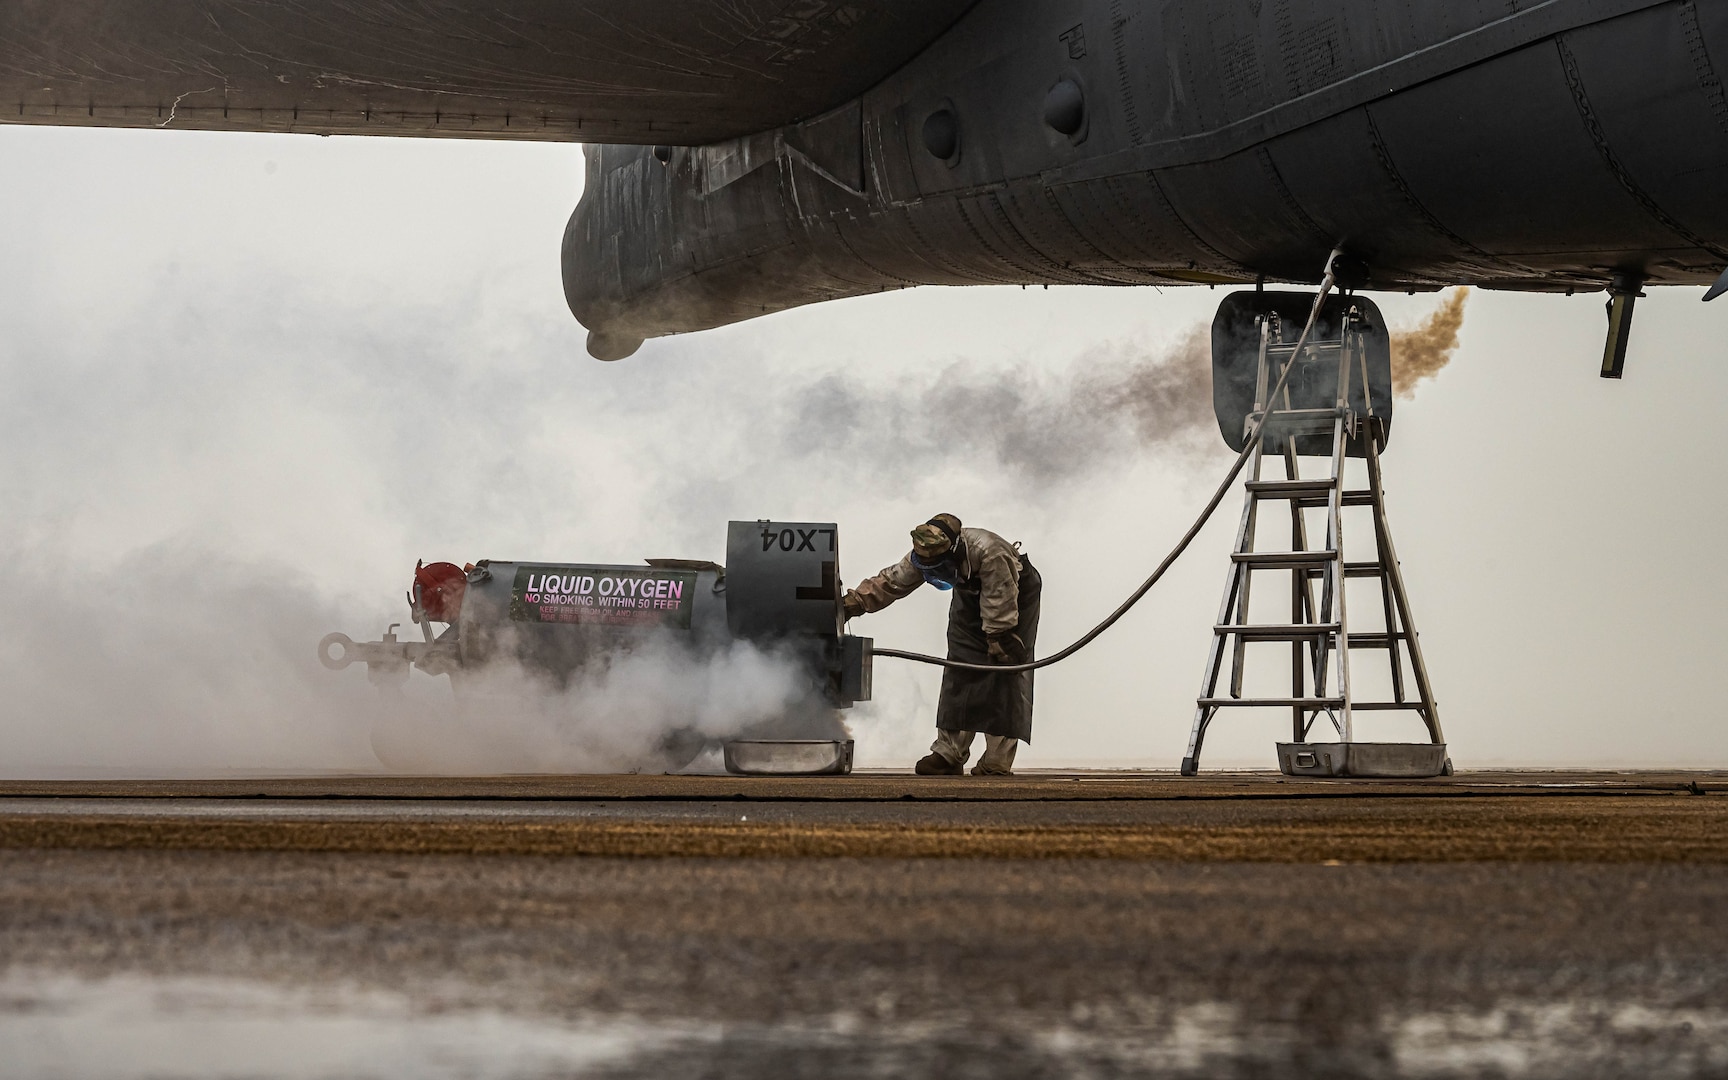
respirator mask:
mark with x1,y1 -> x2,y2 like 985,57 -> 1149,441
911,543 -> 965,590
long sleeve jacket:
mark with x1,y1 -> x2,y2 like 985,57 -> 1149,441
847,528 -> 1024,634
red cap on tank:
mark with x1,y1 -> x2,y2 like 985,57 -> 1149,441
412,560 -> 468,623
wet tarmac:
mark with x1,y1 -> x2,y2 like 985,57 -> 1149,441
2,770 -> 1725,1078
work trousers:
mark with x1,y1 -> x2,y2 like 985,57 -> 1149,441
935,557 -> 1041,742
931,729 -> 1018,772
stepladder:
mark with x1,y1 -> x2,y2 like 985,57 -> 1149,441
1181,298 -> 1449,778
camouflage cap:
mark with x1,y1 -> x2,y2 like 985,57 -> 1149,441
910,523 -> 953,558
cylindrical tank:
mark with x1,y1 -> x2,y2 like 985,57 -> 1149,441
451,559 -> 730,688
319,522 -> 871,772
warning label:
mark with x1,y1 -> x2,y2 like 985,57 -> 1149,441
509,566 -> 697,629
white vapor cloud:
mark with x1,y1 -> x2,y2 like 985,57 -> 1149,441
1,125 -> 1725,774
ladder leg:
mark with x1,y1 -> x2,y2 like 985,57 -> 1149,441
1368,442 -> 1407,704
1283,442 -> 1326,742
1185,566 -> 1241,774
1329,341 -> 1354,743
1229,574 -> 1253,697
1280,379 -> 1334,712
1181,706 -> 1217,777
1290,509 -> 1304,741
1282,446 -> 1304,741
1185,437 -> 1266,774
1229,448 -> 1266,697
1365,423 -> 1444,744
1315,405 -> 1340,705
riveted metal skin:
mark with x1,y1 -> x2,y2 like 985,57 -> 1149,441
1,1 -> 1723,358
0,1 -> 980,144
562,0 -> 1728,354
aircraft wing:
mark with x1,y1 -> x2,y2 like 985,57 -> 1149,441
0,1 -> 976,143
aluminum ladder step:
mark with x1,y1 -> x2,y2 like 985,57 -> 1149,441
1298,562 -> 1385,579
1245,479 -> 1375,507
1233,550 -> 1338,569
1257,407 -> 1350,431
1198,698 -> 1427,712
1215,623 -> 1340,640
1294,491 -> 1375,508
1259,407 -> 1348,422
1199,697 -> 1345,708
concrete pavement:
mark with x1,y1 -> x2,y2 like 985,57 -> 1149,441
2,771 -> 1724,1078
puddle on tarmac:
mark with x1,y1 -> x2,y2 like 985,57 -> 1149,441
3,969 -> 1726,1079
0,971 -> 703,1080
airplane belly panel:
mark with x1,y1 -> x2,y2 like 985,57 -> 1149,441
1044,175 -> 1239,280
0,0 -> 981,143
1255,110 -> 1536,286
1367,42 -> 1690,259
1152,150 -> 1337,285
1558,4 -> 1728,268
563,0 -> 1728,355
987,186 -> 1148,284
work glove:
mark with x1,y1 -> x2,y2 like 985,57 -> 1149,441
841,591 -> 865,620
986,631 -> 1029,666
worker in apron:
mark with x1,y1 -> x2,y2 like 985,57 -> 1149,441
842,514 -> 1041,776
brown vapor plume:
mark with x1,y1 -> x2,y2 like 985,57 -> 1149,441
1391,288 -> 1471,398
778,326 -> 1222,490
777,297 -> 1470,493
1086,326 -> 1216,449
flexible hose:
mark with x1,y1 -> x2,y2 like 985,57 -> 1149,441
868,250 -> 1344,674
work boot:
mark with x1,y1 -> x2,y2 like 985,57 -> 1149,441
970,761 -> 1013,777
914,752 -> 963,776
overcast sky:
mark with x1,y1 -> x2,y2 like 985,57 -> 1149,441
1,124 -> 1724,774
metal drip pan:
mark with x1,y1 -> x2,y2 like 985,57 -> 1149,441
1277,742 -> 1450,778
723,739 -> 854,776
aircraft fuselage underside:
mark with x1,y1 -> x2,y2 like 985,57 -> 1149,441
565,0 -> 1728,356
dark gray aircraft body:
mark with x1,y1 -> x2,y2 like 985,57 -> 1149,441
2,1 -> 1724,360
